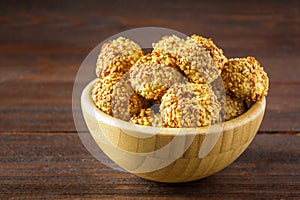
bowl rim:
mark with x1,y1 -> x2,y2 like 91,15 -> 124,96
81,79 -> 266,136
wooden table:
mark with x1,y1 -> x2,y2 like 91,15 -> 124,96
1,0 -> 299,199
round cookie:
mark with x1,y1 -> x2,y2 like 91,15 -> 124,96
96,37 -> 143,78
92,73 -> 143,121
225,94 -> 246,121
130,108 -> 162,127
130,59 -> 186,100
221,57 -> 269,101
153,35 -> 219,84
134,51 -> 179,70
160,83 -> 221,128
188,34 -> 227,72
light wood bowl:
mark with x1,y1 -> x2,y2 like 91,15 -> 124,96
81,79 -> 266,183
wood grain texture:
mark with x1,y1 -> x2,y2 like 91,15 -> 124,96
0,0 -> 299,198
0,133 -> 298,199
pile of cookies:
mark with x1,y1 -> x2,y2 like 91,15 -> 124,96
92,35 -> 269,128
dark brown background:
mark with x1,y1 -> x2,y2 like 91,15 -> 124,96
0,0 -> 299,199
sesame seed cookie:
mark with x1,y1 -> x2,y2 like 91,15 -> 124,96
130,54 -> 186,100
152,35 -> 219,84
96,37 -> 143,78
160,83 -> 221,128
134,52 -> 179,69
221,57 -> 269,101
188,34 -> 227,72
92,73 -> 143,121
225,94 -> 246,121
130,108 -> 163,127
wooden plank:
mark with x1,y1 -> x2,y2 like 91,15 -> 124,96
0,133 -> 298,199
0,0 -> 299,83
0,1 -> 298,43
261,83 -> 300,132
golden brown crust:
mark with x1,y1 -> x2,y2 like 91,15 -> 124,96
221,57 -> 269,101
160,83 -> 221,128
225,94 -> 246,121
130,53 -> 186,100
130,108 -> 163,127
152,35 -> 219,84
134,52 -> 179,69
96,37 -> 143,78
92,73 -> 143,120
92,34 -> 269,126
188,34 -> 227,72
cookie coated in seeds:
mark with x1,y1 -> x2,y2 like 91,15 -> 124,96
225,94 -> 246,121
188,34 -> 227,72
92,34 -> 270,127
134,52 -> 179,70
153,35 -> 220,84
130,108 -> 163,127
160,83 -> 221,128
130,61 -> 186,100
221,57 -> 269,101
96,37 -> 143,78
92,73 -> 143,121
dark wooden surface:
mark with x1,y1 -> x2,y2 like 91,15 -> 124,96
0,0 -> 299,199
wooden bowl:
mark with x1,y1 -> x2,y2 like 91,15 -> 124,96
81,79 -> 266,183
